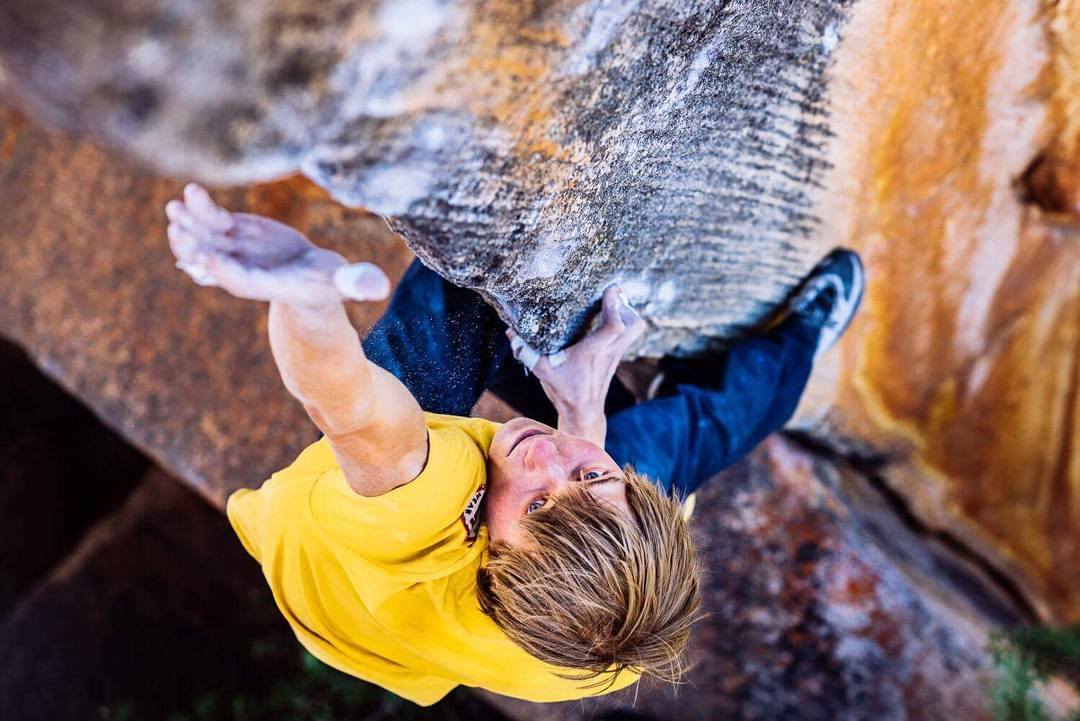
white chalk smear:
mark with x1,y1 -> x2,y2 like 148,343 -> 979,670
127,38 -> 169,75
822,23 -> 840,53
517,230 -> 568,281
618,278 -> 650,303
377,0 -> 445,42
655,41 -> 716,115
510,335 -> 541,371
524,245 -> 567,280
356,165 -> 436,215
420,123 -> 447,151
561,0 -> 641,76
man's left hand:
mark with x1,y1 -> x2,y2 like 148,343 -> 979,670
508,286 -> 646,446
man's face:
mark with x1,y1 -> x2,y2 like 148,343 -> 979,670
485,417 -> 629,547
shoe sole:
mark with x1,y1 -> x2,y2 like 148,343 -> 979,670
814,251 -> 865,358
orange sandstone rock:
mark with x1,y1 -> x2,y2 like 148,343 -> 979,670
802,0 -> 1080,622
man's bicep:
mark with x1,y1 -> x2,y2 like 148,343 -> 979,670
311,363 -> 429,497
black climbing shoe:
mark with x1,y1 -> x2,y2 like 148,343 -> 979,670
785,248 -> 865,359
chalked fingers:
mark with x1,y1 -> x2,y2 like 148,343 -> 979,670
165,200 -> 198,232
167,222 -> 199,263
183,182 -> 234,232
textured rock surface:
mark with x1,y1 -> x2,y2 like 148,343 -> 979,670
794,0 -> 1080,623
0,0 -> 857,355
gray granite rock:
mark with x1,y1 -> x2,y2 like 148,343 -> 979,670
0,0 -> 853,354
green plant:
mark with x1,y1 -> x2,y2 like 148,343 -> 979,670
989,625 -> 1080,721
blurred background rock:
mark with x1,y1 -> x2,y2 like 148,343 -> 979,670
0,0 -> 1078,718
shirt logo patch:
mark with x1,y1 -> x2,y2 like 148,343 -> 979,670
461,484 -> 486,544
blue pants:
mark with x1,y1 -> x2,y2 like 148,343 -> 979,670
362,261 -> 818,497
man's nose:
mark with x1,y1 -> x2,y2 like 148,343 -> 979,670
523,436 -> 562,473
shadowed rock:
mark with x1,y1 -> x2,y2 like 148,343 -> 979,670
0,338 -> 147,617
0,470 -> 285,721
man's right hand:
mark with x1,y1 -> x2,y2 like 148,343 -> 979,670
165,182 -> 391,309
167,182 -> 429,497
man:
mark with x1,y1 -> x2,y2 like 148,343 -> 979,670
165,183 -> 863,705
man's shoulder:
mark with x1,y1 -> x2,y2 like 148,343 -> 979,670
422,412 -> 501,453
226,436 -> 329,561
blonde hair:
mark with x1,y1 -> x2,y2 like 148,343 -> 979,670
476,468 -> 702,688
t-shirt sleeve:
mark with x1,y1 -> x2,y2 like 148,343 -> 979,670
226,431 -> 337,563
227,413 -> 494,580
307,414 -> 493,578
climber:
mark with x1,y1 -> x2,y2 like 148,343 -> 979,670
164,183 -> 864,706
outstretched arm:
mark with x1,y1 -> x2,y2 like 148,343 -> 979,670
166,183 -> 427,496
508,287 -> 646,446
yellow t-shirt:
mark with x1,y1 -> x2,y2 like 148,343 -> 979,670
226,412 -> 639,706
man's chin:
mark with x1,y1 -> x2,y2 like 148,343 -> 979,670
487,425 -> 520,483
489,421 -> 518,460
491,417 -> 542,456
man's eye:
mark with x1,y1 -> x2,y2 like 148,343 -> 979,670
526,498 -> 547,514
581,470 -> 605,482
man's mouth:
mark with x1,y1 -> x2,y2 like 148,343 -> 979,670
508,428 -> 547,456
